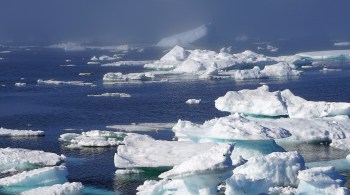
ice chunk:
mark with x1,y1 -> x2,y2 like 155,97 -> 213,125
106,123 -> 175,132
297,166 -> 349,195
15,82 -> 26,87
90,56 -> 98,61
101,60 -> 153,67
98,55 -> 118,61
330,138 -> 350,151
87,93 -> 131,98
21,182 -> 83,195
103,72 -> 154,82
49,42 -> 85,51
115,169 -> 143,175
156,24 -> 208,47
261,62 -> 301,77
0,127 -> 44,137
59,130 -> 125,148
78,73 -> 92,76
87,61 -> 100,65
225,174 -> 270,195
268,186 -> 296,195
161,45 -> 188,61
114,134 -> 217,168
37,79 -> 95,87
0,166 -> 68,187
297,50 -> 350,61
215,85 -> 288,116
306,155 -> 350,171
0,148 -> 65,173
185,99 -> 201,104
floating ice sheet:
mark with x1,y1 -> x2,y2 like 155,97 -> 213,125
0,127 -> 44,137
37,79 -> 95,87
107,123 -> 175,132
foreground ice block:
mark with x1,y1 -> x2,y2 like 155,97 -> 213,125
0,166 -> 68,187
297,166 -> 350,195
0,127 -> 44,137
60,130 -> 126,148
215,85 -> 350,118
21,182 -> 83,195
114,134 -> 217,168
137,144 -> 234,195
0,148 -> 65,173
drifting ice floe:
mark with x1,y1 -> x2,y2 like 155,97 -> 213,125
59,130 -> 125,148
296,166 -> 350,195
103,72 -> 154,83
49,42 -> 85,51
296,50 -> 350,61
137,144 -> 234,195
78,72 -> 92,76
107,123 -> 175,132
114,134 -> 217,168
0,148 -> 65,173
15,82 -> 26,87
156,24 -> 208,47
87,93 -> 131,98
185,99 -> 201,104
0,127 -> 44,137
215,85 -> 350,118
21,182 -> 83,195
37,79 -> 95,87
101,60 -> 153,67
334,42 -> 350,47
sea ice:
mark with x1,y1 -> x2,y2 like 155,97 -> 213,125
297,50 -> 350,61
37,79 -> 95,87
0,127 -> 44,137
0,148 -> 65,173
103,72 -> 154,82
21,182 -> 83,195
114,134 -> 217,168
49,42 -> 85,51
59,130 -> 126,148
101,60 -> 153,67
87,93 -> 131,98
185,99 -> 201,104
334,42 -> 350,47
106,123 -> 175,132
15,82 -> 26,87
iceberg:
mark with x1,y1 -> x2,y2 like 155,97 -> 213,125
15,82 -> 26,87
20,182 -> 83,195
103,72 -> 154,82
296,166 -> 350,195
101,60 -> 153,67
37,79 -> 95,87
156,24 -> 208,47
0,166 -> 68,187
87,93 -> 131,98
0,127 -> 44,137
106,123 -> 175,132
185,99 -> 201,104
0,148 -> 65,173
59,130 -> 126,148
114,134 -> 217,168
137,144 -> 234,195
296,50 -> 350,61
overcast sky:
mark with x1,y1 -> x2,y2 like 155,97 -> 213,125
1,0 -> 350,45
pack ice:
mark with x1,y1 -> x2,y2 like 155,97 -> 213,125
0,127 -> 44,137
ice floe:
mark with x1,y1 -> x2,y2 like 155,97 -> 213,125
115,169 -> 144,175
103,72 -> 154,83
185,99 -> 201,104
37,79 -> 95,87
334,42 -> 350,47
15,82 -> 26,87
78,72 -> 92,76
297,50 -> 350,61
297,166 -> 350,195
49,42 -> 85,51
0,127 -> 44,137
0,148 -> 65,173
59,130 -> 126,148
106,123 -> 175,132
20,182 -> 83,195
87,93 -> 131,98
156,24 -> 208,47
101,60 -> 153,67
114,134 -> 218,168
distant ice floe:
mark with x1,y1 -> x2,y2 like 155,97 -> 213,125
103,72 -> 154,83
87,93 -> 131,98
185,99 -> 201,104
37,79 -> 95,87
106,123 -> 175,132
114,134 -> 217,168
334,42 -> 350,47
15,82 -> 26,87
257,44 -> 279,52
59,130 -> 126,148
0,127 -> 44,137
296,49 -> 350,61
49,42 -> 85,51
0,51 -> 11,54
101,60 -> 154,67
78,72 -> 92,76
59,64 -> 76,67
156,24 -> 208,47
21,182 -> 83,195
87,61 -> 100,65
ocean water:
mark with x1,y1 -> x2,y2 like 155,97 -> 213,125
0,46 -> 350,194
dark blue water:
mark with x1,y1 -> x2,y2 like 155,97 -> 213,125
0,46 -> 350,194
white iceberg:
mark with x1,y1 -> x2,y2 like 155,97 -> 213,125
87,93 -> 131,98
106,123 -> 175,132
0,127 -> 44,137
156,24 -> 208,47
59,130 -> 126,148
0,148 -> 65,173
114,134 -> 217,168
297,166 -> 350,195
185,99 -> 201,104
103,72 -> 154,82
0,166 -> 68,187
21,182 -> 83,195
297,50 -> 350,61
37,79 -> 95,87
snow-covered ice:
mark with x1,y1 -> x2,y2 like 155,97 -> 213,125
114,134 -> 218,168
37,79 -> 95,87
21,182 -> 83,195
156,24 -> 208,47
103,72 -> 154,82
0,127 -> 44,137
59,130 -> 125,148
106,123 -> 175,132
87,93 -> 131,98
101,60 -> 153,67
185,99 -> 201,104
115,169 -> 144,175
297,50 -> 350,61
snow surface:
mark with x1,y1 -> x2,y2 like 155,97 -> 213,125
0,127 -> 44,137
21,182 -> 83,195
87,93 -> 131,98
0,148 -> 65,173
185,99 -> 201,104
156,24 -> 208,47
297,166 -> 349,195
114,134 -> 218,168
106,123 -> 175,132
37,79 -> 95,87
59,130 -> 125,148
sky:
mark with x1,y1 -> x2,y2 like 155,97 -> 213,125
1,0 -> 350,45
